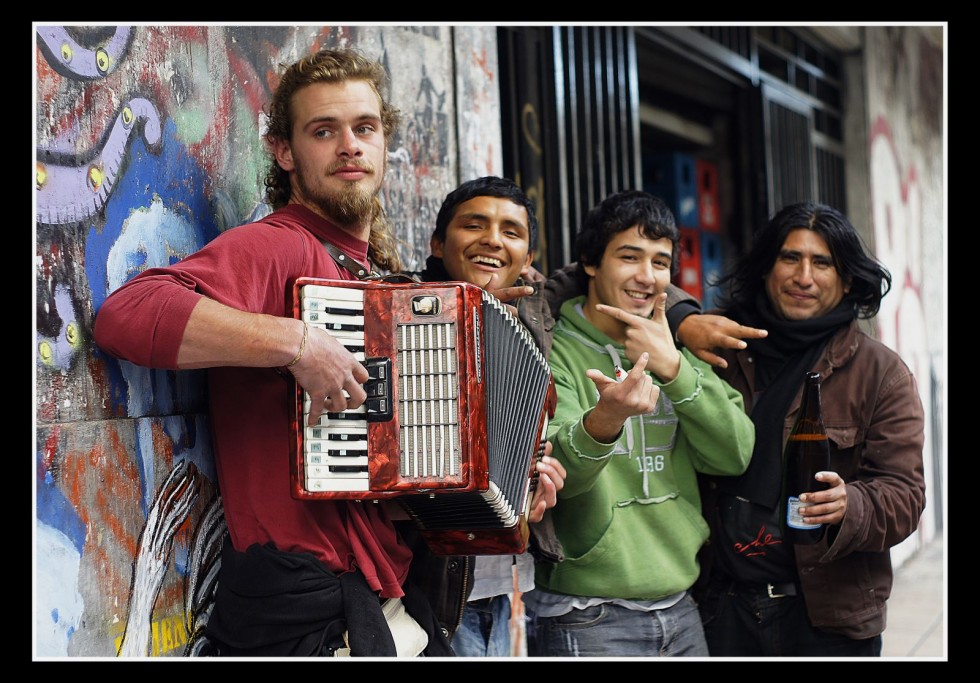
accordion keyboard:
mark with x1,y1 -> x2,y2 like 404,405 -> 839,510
300,284 -> 387,492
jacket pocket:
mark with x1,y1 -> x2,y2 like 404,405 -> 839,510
825,424 -> 863,479
825,425 -> 861,449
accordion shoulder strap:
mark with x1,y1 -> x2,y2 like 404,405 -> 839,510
318,238 -> 420,284
319,238 -> 371,280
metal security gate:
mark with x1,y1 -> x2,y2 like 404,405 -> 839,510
498,26 -> 641,274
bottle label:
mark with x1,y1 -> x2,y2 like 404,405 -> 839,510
786,496 -> 822,530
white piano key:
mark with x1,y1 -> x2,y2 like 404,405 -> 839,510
305,456 -> 369,473
301,284 -> 365,303
304,399 -> 368,415
305,425 -> 368,440
306,476 -> 371,492
302,310 -> 366,327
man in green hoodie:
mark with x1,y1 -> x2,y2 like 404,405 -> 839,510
524,190 -> 755,657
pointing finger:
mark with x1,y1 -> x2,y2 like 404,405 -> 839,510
594,303 -> 633,323
586,368 -> 617,388
492,285 -> 535,304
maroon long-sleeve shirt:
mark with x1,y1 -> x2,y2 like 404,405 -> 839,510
94,204 -> 413,598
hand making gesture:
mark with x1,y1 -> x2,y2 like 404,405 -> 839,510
676,313 -> 768,369
582,351 -> 660,443
481,271 -> 535,318
596,292 -> 681,382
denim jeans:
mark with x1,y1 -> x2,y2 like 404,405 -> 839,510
527,593 -> 708,657
451,595 -> 513,657
699,578 -> 882,657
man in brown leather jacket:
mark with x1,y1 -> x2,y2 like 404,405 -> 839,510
689,202 -> 926,657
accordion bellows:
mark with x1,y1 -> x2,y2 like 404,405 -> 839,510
288,277 -> 556,555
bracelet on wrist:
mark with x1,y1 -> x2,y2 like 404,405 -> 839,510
285,321 -> 309,368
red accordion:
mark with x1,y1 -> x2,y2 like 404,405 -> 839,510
287,277 -> 556,555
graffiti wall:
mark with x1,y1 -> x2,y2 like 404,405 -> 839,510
864,26 -> 945,561
34,24 -> 499,658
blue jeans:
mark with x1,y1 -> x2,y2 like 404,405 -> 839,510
451,595 -> 513,657
527,593 -> 708,657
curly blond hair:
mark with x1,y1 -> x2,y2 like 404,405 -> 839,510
262,48 -> 403,272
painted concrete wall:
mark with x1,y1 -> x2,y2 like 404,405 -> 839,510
862,26 -> 945,564
34,24 -> 500,658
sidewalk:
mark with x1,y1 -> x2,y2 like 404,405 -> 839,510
881,532 -> 945,659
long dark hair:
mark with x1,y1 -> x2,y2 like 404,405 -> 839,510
717,202 -> 892,319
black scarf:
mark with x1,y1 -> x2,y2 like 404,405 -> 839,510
417,255 -> 451,282
718,291 -> 856,508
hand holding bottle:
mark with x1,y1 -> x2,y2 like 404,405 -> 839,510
784,371 -> 832,544
798,471 -> 848,527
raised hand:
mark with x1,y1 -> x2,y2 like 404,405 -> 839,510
675,313 -> 768,369
596,293 -> 681,382
480,271 -> 534,317
583,351 -> 660,443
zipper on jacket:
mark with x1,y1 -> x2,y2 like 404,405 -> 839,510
453,555 -> 471,633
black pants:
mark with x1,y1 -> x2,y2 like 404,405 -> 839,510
699,577 -> 882,657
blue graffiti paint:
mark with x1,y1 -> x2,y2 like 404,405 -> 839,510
85,118 -> 218,418
36,449 -> 86,553
86,118 -> 220,313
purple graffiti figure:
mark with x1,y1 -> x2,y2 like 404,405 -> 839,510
36,25 -> 133,80
36,97 -> 162,226
37,284 -> 80,371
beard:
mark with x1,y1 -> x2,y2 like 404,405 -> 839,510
293,156 -> 386,228
322,181 -> 377,226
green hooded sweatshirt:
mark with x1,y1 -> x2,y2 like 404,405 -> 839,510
536,296 -> 755,600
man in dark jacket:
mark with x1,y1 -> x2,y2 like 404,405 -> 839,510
690,202 -> 926,657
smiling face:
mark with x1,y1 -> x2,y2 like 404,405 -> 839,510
583,225 -> 673,340
765,228 -> 850,320
430,195 -> 534,289
272,79 -> 387,236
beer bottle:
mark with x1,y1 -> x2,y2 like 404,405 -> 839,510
783,371 -> 830,544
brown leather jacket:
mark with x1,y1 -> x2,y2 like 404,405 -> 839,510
699,320 -> 926,639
